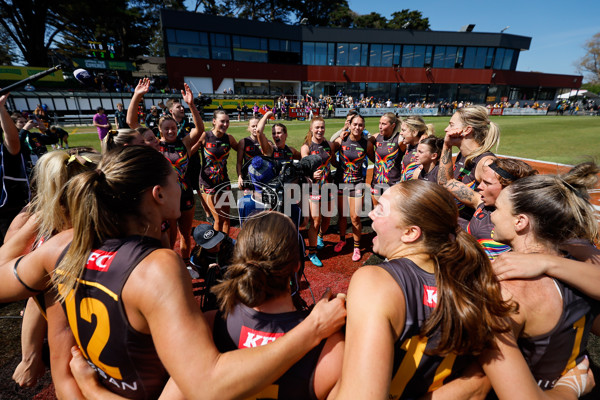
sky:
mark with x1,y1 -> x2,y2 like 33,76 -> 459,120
347,0 -> 599,79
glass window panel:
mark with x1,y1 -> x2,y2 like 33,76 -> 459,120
269,39 -> 280,51
232,35 -> 240,48
456,47 -> 464,67
464,47 -> 476,68
168,44 -> 208,58
328,43 -> 335,65
303,42 -> 315,65
413,45 -> 425,67
361,44 -> 369,66
211,33 -> 229,47
240,36 -> 259,49
444,46 -> 457,68
474,47 -> 486,69
315,42 -> 327,65
176,30 -> 198,44
337,43 -> 348,66
381,44 -> 394,66
199,32 -> 209,45
260,38 -> 267,50
503,49 -> 514,70
166,29 -> 176,43
291,41 -> 300,53
425,46 -> 433,66
494,48 -> 505,69
485,47 -> 494,68
233,49 -> 267,62
348,43 -> 361,66
370,44 -> 382,67
433,46 -> 445,68
402,45 -> 414,67
393,45 -> 401,66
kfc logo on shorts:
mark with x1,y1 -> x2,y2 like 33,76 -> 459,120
86,250 -> 117,272
423,285 -> 438,308
238,326 -> 285,348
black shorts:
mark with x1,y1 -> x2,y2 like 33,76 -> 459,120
337,182 -> 366,198
180,187 -> 195,211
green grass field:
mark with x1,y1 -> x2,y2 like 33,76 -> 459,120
68,115 -> 600,180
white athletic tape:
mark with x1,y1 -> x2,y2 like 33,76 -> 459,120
554,361 -> 588,397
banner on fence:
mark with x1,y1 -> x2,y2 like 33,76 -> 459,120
502,108 -> 547,116
0,66 -> 64,82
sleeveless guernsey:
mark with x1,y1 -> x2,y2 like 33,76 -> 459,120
213,304 -> 325,400
57,236 -> 166,399
372,132 -> 403,187
379,259 -> 472,399
199,131 -> 231,189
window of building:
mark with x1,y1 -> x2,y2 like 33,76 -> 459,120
370,44 -> 382,66
381,44 -> 394,67
232,35 -> 268,62
493,48 -> 505,70
393,45 -> 402,66
349,43 -> 362,66
433,46 -> 446,68
303,42 -> 315,65
269,39 -> 301,64
475,47 -> 487,69
166,29 -> 209,59
211,33 -> 231,60
444,46 -> 457,68
337,43 -> 349,65
463,47 -> 476,68
502,49 -> 514,70
485,47 -> 495,69
402,45 -> 414,67
413,45 -> 426,68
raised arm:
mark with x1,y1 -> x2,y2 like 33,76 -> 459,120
126,78 -> 150,130
181,84 -> 204,151
257,111 -> 274,156
0,92 -> 21,154
437,131 -> 482,209
131,250 -> 346,400
236,139 -> 246,188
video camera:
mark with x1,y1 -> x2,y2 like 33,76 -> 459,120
243,155 -> 322,211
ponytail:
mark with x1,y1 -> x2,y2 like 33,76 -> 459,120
389,181 -> 514,355
507,162 -> 599,245
211,211 -> 299,316
52,146 -> 173,301
101,129 -> 141,153
455,106 -> 500,165
423,228 -> 514,355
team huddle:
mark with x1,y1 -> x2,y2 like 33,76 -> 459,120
0,80 -> 599,400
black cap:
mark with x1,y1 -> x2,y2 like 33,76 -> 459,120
192,224 -> 225,249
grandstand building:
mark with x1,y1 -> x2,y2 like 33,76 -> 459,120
161,9 -> 582,104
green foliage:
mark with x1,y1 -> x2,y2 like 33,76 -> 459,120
387,9 -> 430,30
0,24 -> 15,64
581,82 -> 600,95
353,12 -> 387,29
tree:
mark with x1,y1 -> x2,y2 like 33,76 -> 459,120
0,0 -> 71,66
0,25 -> 16,64
387,9 -> 430,30
291,0 -> 351,27
353,12 -> 387,29
578,32 -> 600,84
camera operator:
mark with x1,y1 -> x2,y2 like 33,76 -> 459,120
12,112 -> 58,176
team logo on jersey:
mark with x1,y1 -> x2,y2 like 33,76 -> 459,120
423,285 -> 438,308
245,146 -> 255,152
274,151 -> 282,158
342,146 -> 350,151
238,326 -> 285,348
377,142 -> 383,147
86,250 -> 117,272
206,143 -> 216,148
